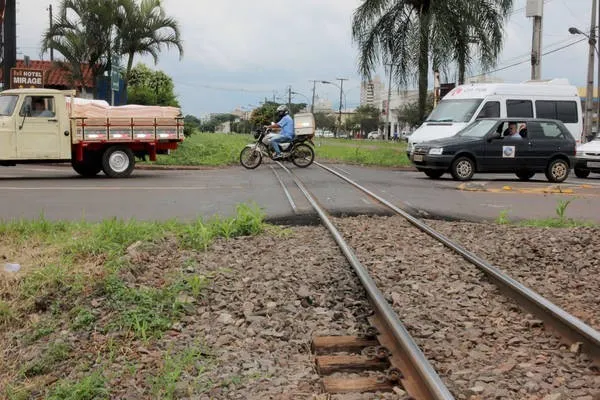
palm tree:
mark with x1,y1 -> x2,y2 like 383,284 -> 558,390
42,0 -> 118,97
352,0 -> 513,122
115,0 -> 183,98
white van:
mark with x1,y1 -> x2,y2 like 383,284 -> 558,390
407,79 -> 583,156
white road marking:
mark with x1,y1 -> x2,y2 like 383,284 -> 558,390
0,186 -> 245,191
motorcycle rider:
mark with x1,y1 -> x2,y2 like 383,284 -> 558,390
266,105 -> 295,159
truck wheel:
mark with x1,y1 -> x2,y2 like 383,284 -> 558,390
102,146 -> 135,178
71,160 -> 101,177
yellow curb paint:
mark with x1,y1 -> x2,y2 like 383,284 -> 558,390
502,186 -> 512,191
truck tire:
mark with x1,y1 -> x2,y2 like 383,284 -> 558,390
102,146 -> 135,178
71,160 -> 102,177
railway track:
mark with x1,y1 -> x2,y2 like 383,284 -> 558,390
270,160 -> 600,399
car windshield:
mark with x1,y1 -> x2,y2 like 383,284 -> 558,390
427,99 -> 483,123
0,95 -> 18,116
456,119 -> 497,137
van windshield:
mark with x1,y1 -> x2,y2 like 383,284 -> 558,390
427,99 -> 483,123
0,95 -> 18,116
456,119 -> 497,138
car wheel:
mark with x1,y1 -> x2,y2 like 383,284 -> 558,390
515,171 -> 535,181
545,158 -> 570,183
450,156 -> 475,181
574,168 -> 591,179
424,170 -> 444,179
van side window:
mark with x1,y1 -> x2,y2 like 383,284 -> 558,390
507,100 -> 533,118
476,101 -> 500,119
535,100 -> 578,123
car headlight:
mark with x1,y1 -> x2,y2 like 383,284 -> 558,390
429,147 -> 444,155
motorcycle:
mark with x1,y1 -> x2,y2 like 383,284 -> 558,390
239,127 -> 315,169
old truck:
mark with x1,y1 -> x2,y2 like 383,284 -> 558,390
0,88 -> 184,177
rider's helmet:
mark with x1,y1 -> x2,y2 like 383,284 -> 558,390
276,105 -> 289,120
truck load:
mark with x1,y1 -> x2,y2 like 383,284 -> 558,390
0,88 -> 185,178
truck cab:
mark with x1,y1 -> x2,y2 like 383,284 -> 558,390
0,88 -> 72,162
0,88 -> 184,177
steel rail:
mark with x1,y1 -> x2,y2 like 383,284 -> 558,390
279,163 -> 455,400
314,161 -> 600,362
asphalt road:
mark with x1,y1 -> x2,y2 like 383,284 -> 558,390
1,163 -> 600,223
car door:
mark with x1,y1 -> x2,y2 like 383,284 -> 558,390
483,121 -> 527,171
17,95 -> 61,159
526,121 -> 568,169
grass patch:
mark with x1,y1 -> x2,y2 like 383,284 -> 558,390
496,199 -> 597,228
47,372 -> 108,400
151,132 -> 410,167
153,132 -> 250,166
21,341 -> 71,378
150,344 -> 213,399
24,321 -> 56,344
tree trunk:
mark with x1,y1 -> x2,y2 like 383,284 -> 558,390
418,11 -> 430,123
458,56 -> 466,85
123,52 -> 135,105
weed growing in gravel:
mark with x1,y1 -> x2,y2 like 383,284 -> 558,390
46,372 -> 109,400
21,341 -> 71,378
150,344 -> 213,399
495,209 -> 510,225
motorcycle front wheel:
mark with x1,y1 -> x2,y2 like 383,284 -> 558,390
291,143 -> 315,168
240,146 -> 263,169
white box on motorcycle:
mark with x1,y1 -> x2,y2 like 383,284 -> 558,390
294,113 -> 315,137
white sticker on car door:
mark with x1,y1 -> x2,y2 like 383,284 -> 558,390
502,146 -> 515,158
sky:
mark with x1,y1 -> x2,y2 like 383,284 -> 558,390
15,0 -> 596,117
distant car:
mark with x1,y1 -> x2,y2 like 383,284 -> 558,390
367,131 -> 382,139
410,118 -> 576,182
323,130 -> 334,138
574,138 -> 600,178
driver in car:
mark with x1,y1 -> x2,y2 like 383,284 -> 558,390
266,105 -> 295,159
503,122 -> 523,139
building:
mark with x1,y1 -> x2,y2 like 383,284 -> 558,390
313,98 -> 334,113
360,75 -> 384,107
0,59 -> 95,95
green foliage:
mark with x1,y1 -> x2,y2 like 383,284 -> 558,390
555,199 -> 572,221
495,209 -> 510,225
314,112 -> 337,131
344,105 -> 381,133
0,301 -> 14,327
127,63 -> 180,107
71,307 -> 97,331
47,373 -> 108,400
396,92 -> 434,128
316,138 -> 410,167
249,102 -> 306,127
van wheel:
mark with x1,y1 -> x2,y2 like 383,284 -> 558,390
574,168 -> 591,179
451,157 -> 475,181
424,170 -> 444,179
516,171 -> 535,181
102,146 -> 135,178
545,158 -> 569,183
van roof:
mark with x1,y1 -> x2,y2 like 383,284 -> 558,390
444,79 -> 579,100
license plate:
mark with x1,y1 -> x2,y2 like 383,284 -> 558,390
413,154 -> 424,162
587,161 -> 600,168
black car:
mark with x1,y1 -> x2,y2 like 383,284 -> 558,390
410,118 -> 576,182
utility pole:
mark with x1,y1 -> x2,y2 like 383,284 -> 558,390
2,0 -> 16,91
597,2 -> 600,138
48,4 -> 54,61
310,80 -> 317,113
384,64 -> 394,140
336,78 -> 347,135
585,0 -> 597,142
526,0 -> 543,80
288,86 -> 292,115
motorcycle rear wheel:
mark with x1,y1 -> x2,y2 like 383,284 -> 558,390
291,143 -> 314,168
240,146 -> 263,169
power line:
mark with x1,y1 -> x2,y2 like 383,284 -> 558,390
470,37 -> 587,78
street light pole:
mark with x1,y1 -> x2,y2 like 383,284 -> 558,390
310,80 -> 317,113
337,78 -> 348,135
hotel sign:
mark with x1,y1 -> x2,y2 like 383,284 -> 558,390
11,68 -> 44,89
